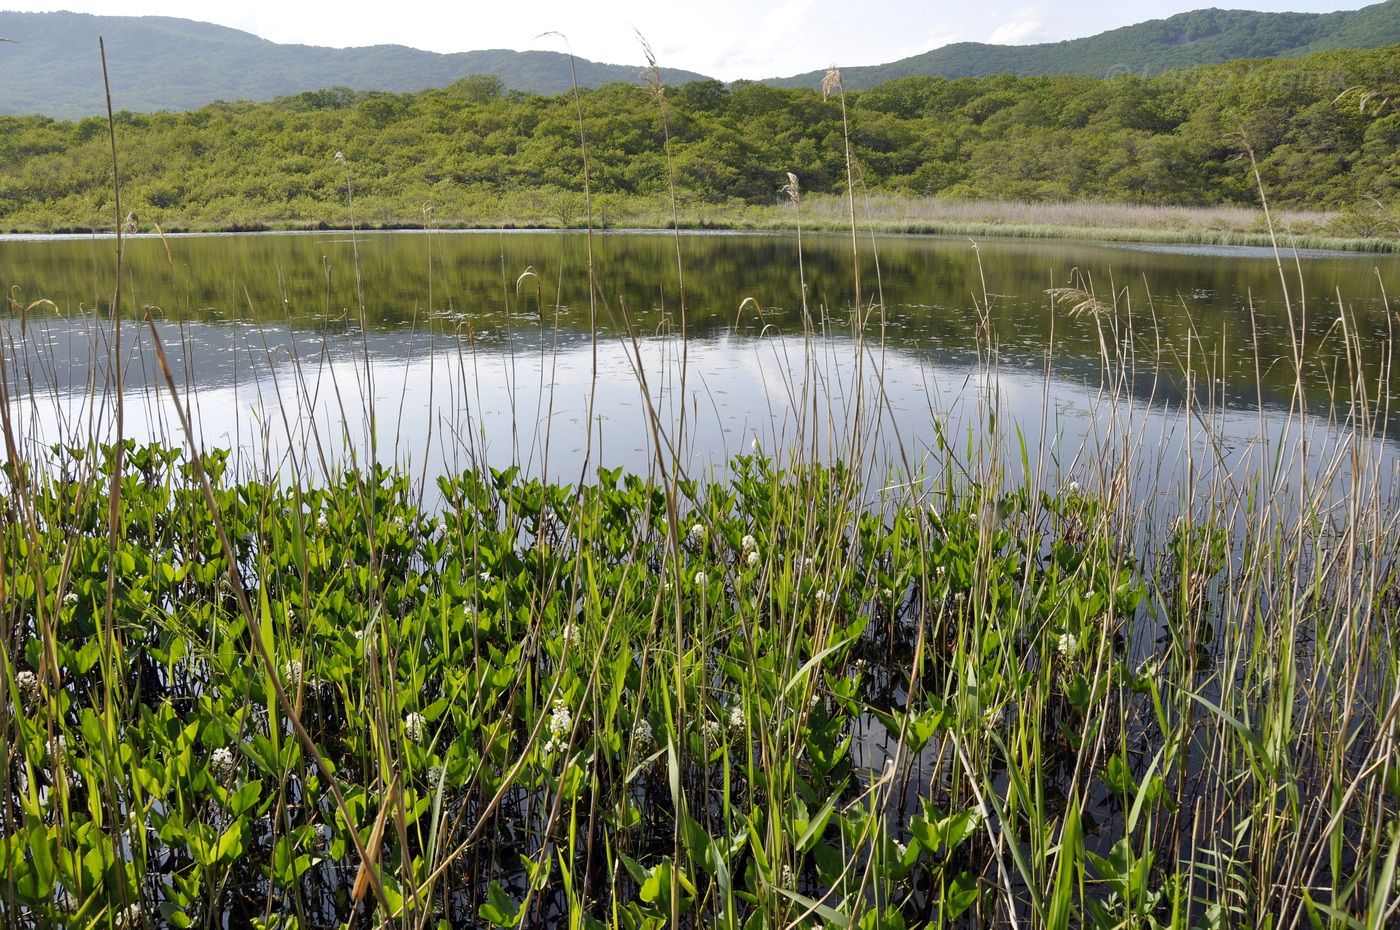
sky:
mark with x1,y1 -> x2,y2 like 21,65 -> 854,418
4,1 -> 1376,79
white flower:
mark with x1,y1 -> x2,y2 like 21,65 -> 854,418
882,587 -> 894,600
548,701 -> 572,739
741,534 -> 758,552
894,840 -> 908,858
701,718 -> 722,741
478,570 -> 494,583
814,588 -> 828,603
745,550 -> 760,567
694,571 -> 708,587
210,747 -> 236,780
427,764 -> 444,786
283,660 -> 303,683
632,718 -> 654,748
404,712 -> 427,742
114,902 -> 142,930
543,702 -> 573,755
14,669 -> 40,707
689,523 -> 707,544
562,622 -> 582,648
662,579 -> 673,593
727,703 -> 744,730
316,513 -> 329,530
853,658 -> 867,675
1057,632 -> 1079,656
1064,480 -> 1081,495
63,591 -> 78,605
780,864 -> 795,889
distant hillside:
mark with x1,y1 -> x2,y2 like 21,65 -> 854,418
3,4 -> 1399,118
768,1 -> 1400,89
0,11 -> 709,118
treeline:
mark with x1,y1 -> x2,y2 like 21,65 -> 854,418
1,44 -> 1397,233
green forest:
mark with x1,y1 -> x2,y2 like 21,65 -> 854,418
2,43 -> 1398,235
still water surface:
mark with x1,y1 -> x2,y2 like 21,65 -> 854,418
2,229 -> 1397,502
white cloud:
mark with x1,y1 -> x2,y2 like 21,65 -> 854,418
987,7 -> 1048,45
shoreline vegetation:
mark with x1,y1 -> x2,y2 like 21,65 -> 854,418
8,196 -> 1399,254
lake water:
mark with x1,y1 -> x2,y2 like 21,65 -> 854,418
2,228 -> 1397,508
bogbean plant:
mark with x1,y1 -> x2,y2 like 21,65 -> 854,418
0,437 -> 1395,929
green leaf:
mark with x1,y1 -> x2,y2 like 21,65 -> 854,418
480,881 -> 520,927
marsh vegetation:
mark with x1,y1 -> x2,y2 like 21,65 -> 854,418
0,44 -> 1397,930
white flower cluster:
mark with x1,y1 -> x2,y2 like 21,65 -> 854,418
542,700 -> 572,754
1057,632 -> 1079,656
632,718 -> 654,749
745,550 -> 760,567
562,622 -> 582,648
701,718 -> 722,742
780,864 -> 795,889
210,747 -> 237,781
689,523 -> 707,544
405,712 -> 427,742
727,703 -> 745,730
478,570 -> 494,584
894,840 -> 908,858
741,533 -> 761,567
694,571 -> 708,587
14,669 -> 40,708
63,591 -> 78,605
283,660 -> 303,683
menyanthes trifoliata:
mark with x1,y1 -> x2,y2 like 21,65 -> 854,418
210,747 -> 237,781
13,669 -> 40,708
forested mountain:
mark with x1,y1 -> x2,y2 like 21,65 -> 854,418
0,11 -> 707,118
1,43 -> 1396,234
770,1 -> 1400,89
2,4 -> 1399,117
